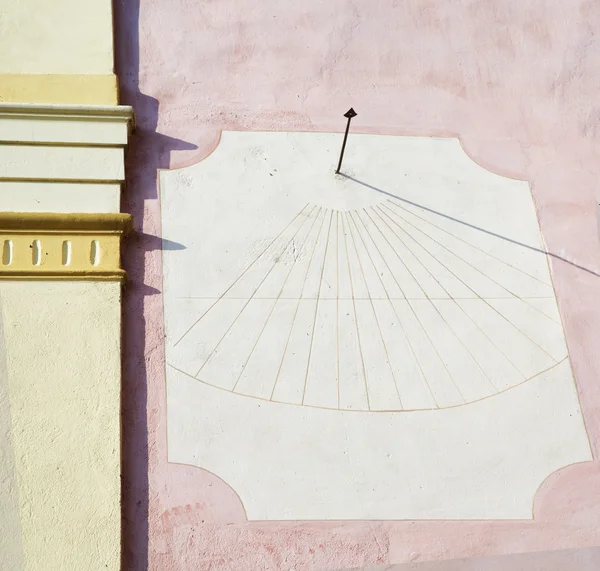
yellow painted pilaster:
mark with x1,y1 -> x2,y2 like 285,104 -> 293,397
0,0 -> 131,567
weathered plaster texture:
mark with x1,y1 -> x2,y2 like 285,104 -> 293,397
0,299 -> 23,570
114,0 -> 600,569
346,546 -> 600,570
0,282 -> 122,570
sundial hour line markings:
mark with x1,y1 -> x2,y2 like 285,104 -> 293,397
168,357 -> 568,413
379,204 -> 559,363
350,209 -> 440,406
381,202 -> 561,325
341,212 -> 371,410
362,206 -> 466,403
366,205 -> 526,379
353,208 -> 440,405
376,205 -> 560,363
270,208 -> 329,401
232,206 -> 324,393
385,198 -> 553,288
372,205 -> 526,387
346,211 -> 404,408
173,197 -> 562,409
195,204 -> 319,377
163,131 -> 573,416
172,200 -> 562,409
174,204 -> 312,347
301,210 -> 334,406
363,208 -> 499,394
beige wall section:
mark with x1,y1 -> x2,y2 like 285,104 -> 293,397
0,0 -> 117,104
0,281 -> 122,570
0,304 -> 23,569
0,0 -> 114,74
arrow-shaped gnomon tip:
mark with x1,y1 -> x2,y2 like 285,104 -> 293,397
344,108 -> 357,119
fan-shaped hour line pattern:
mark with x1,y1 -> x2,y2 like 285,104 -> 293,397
354,208 -> 448,407
174,203 -> 312,347
270,207 -> 330,400
301,210 -> 335,405
361,206 -> 468,403
374,205 -> 560,365
232,206 -> 325,392
347,210 -> 440,406
377,204 -> 562,363
363,207 -> 514,389
355,207 -> 449,406
381,202 -> 561,326
346,211 -> 406,407
352,209 -> 500,394
358,211 -> 526,386
195,204 -> 319,377
169,201 -> 565,412
385,198 -> 553,288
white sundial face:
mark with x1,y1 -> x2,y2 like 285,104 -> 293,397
163,131 -> 565,412
160,131 -> 590,521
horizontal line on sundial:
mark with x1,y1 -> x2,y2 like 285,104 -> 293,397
176,296 -> 557,300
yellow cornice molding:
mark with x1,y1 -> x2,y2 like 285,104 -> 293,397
0,270 -> 126,281
0,74 -> 118,106
0,212 -> 133,234
0,212 -> 133,282
0,101 -> 134,126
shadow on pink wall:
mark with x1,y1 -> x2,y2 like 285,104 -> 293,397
114,1 -> 197,569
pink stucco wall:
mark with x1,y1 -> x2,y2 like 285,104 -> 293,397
113,1 -> 600,569
350,546 -> 600,570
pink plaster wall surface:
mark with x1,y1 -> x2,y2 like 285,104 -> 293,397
348,546 -> 600,570
113,0 -> 600,569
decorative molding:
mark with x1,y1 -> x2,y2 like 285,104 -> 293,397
0,103 -> 134,145
0,213 -> 132,282
0,102 -> 134,121
0,74 -> 118,106
0,212 -> 133,232
0,103 -> 134,214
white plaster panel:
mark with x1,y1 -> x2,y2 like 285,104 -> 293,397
0,144 -> 124,181
0,182 -> 121,213
161,132 -> 591,519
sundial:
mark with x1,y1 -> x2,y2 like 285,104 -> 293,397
160,125 -> 590,520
